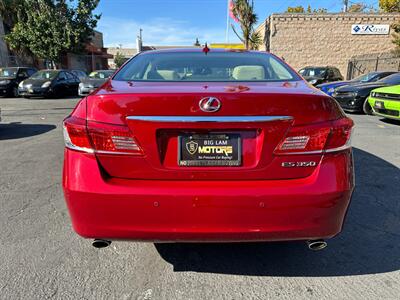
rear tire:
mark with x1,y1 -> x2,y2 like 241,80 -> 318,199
363,99 -> 373,115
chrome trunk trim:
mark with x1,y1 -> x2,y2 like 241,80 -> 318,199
126,116 -> 293,123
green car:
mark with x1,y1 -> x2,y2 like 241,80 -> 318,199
368,85 -> 400,120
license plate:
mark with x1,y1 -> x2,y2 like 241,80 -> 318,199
28,88 -> 34,93
179,134 -> 241,166
375,101 -> 384,109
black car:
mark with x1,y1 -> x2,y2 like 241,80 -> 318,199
333,72 -> 400,114
299,66 -> 343,86
18,69 -> 80,98
316,71 -> 397,96
78,69 -> 115,96
0,67 -> 37,97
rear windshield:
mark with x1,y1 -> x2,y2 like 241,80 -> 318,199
298,67 -> 326,77
352,72 -> 379,82
113,51 -> 300,82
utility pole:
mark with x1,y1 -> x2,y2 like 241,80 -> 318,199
343,0 -> 349,12
136,28 -> 143,53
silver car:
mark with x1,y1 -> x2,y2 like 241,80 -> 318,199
78,70 -> 115,96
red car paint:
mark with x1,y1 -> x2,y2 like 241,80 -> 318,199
63,49 -> 354,242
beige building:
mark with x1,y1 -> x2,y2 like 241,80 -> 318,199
255,13 -> 400,78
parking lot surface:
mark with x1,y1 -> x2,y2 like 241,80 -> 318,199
0,97 -> 399,300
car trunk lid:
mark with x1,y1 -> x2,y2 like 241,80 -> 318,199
86,81 -> 343,180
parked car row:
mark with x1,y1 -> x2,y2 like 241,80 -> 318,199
300,66 -> 400,121
0,67 -> 37,97
0,67 -> 115,98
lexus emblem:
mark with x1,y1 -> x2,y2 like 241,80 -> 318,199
199,97 -> 221,113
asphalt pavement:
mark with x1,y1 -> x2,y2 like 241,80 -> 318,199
0,97 -> 399,300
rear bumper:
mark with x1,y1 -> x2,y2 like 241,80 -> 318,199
63,149 -> 355,242
78,86 -> 95,96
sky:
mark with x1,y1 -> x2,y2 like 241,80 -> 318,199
95,0 -> 380,48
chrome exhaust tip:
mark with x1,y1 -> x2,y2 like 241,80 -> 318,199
306,239 -> 327,251
92,239 -> 111,248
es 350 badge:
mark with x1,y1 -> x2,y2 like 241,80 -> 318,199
282,161 -> 317,167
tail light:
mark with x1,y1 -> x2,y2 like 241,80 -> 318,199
63,116 -> 143,155
274,117 -> 353,155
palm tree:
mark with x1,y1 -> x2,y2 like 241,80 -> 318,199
231,0 -> 261,50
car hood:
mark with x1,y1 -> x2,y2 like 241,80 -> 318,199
371,84 -> 400,94
336,82 -> 387,93
22,78 -> 52,87
80,78 -> 107,87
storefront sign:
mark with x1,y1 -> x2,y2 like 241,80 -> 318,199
351,24 -> 390,35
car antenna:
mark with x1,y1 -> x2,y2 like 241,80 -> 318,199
202,43 -> 210,55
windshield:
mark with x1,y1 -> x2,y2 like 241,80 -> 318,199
73,70 -> 87,78
0,68 -> 18,78
298,67 -> 326,77
89,71 -> 114,79
114,52 -> 300,82
378,73 -> 400,85
352,72 -> 379,82
30,70 -> 59,80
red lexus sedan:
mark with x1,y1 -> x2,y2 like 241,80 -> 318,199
63,49 -> 354,250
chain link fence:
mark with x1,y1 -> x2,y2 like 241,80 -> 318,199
347,52 -> 400,79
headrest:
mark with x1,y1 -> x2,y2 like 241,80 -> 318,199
232,65 -> 265,80
156,70 -> 180,80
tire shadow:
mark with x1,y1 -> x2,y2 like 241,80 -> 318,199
155,148 -> 400,277
0,122 -> 56,140
379,118 -> 400,126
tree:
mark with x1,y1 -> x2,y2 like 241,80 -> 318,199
0,0 -> 25,29
379,0 -> 400,53
114,52 -> 126,68
231,0 -> 261,50
3,0 -> 100,67
379,0 -> 400,12
286,5 -> 327,13
286,6 -> 304,13
347,3 -> 367,12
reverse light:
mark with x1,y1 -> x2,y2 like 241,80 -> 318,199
87,120 -> 143,155
274,117 -> 354,155
63,116 -> 143,155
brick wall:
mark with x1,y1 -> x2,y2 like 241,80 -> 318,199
256,13 -> 400,77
